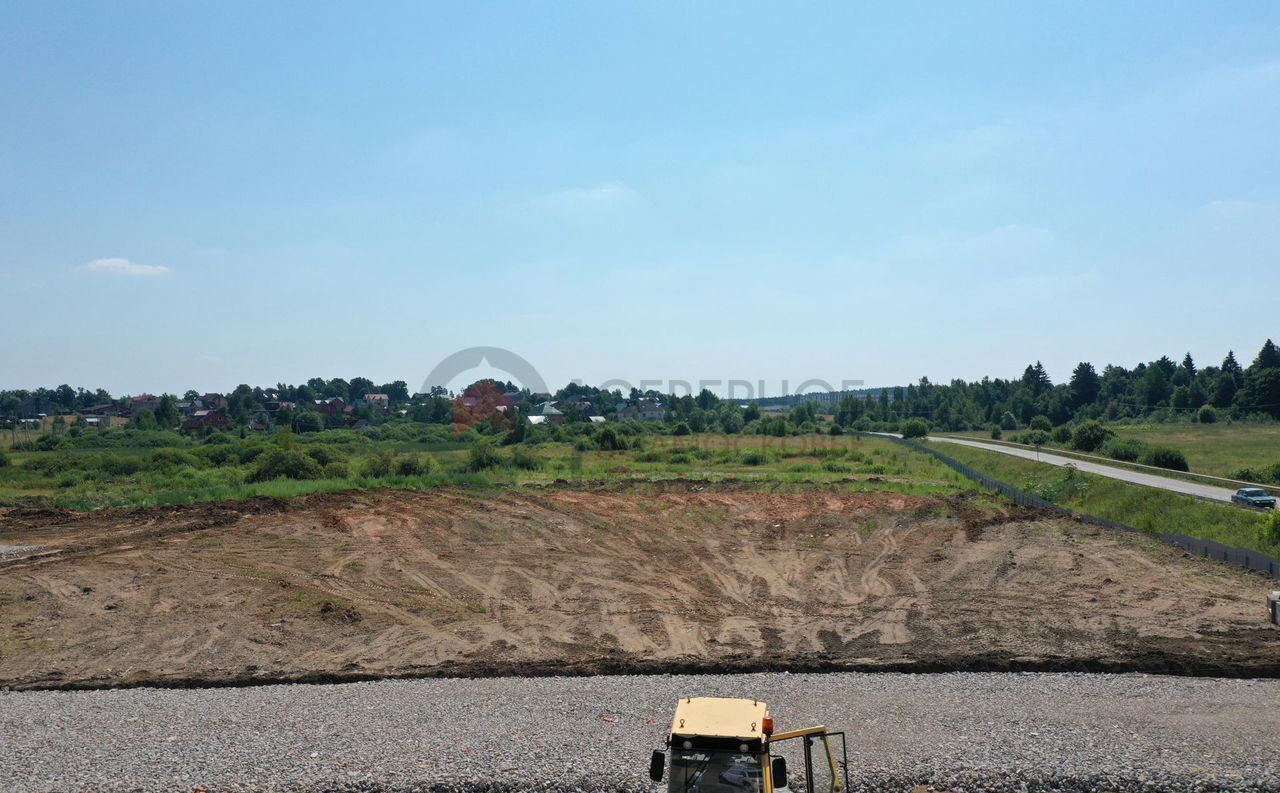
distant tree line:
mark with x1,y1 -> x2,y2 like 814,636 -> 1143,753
829,339 -> 1280,432
3,339 -> 1278,439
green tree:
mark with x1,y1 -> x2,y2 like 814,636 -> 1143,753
1212,373 -> 1239,409
1180,352 -> 1197,378
1242,368 -> 1280,418
154,395 -> 180,428
292,411 -> 323,433
1069,362 -> 1100,408
348,377 -> 375,400
1251,339 -> 1280,371
1222,351 -> 1244,382
1021,362 -> 1051,396
1138,364 -> 1171,408
1029,415 -> 1052,432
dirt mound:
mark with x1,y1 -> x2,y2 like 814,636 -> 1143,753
0,484 -> 1275,689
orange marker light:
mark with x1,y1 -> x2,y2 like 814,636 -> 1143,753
762,716 -> 774,736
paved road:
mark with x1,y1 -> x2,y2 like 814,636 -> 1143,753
927,435 -> 1240,504
2,672 -> 1278,792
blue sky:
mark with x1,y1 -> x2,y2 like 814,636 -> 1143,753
2,3 -> 1277,397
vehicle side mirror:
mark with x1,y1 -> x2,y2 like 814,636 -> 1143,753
771,756 -> 787,788
650,750 -> 665,782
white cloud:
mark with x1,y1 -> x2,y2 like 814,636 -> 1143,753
83,258 -> 170,277
534,180 -> 637,210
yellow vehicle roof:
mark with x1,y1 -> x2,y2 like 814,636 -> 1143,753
671,697 -> 768,742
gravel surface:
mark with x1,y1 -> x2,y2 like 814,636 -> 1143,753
2,672 -> 1278,792
0,544 -> 41,560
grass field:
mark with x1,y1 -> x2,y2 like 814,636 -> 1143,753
1105,423 -> 1280,479
930,440 -> 1276,556
0,430 -> 973,510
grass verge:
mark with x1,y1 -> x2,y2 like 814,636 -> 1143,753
931,440 -> 1277,557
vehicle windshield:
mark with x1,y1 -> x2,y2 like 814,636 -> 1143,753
668,749 -> 765,792
1240,488 -> 1266,496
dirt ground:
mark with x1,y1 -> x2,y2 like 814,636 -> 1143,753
0,483 -> 1276,689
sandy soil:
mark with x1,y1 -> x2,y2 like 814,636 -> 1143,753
0,483 -> 1276,689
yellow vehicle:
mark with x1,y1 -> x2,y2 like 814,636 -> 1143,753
648,697 -> 849,792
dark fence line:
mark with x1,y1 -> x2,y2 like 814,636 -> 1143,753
880,434 -> 1280,579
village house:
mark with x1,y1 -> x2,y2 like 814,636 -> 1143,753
195,393 -> 228,411
617,399 -> 665,422
314,397 -> 345,417
526,401 -> 564,425
181,410 -> 230,433
129,394 -> 162,417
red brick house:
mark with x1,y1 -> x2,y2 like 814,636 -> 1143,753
181,410 -> 230,433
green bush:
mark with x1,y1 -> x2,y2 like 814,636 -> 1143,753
247,449 -> 323,483
1260,510 -> 1280,548
322,462 -> 350,479
1197,405 -> 1218,424
989,426 -> 1002,440
1070,420 -> 1110,452
96,454 -> 145,476
573,436 -> 595,452
595,426 -> 623,451
741,450 -> 767,466
148,449 -> 204,471
1022,429 -> 1051,447
1103,438 -> 1148,462
1051,426 -> 1072,444
394,454 -> 434,477
236,444 -> 269,465
0,449 -> 9,468
468,442 -> 503,472
304,446 -> 346,467
194,445 -> 238,466
1139,446 -> 1189,472
672,422 -> 692,436
362,449 -> 395,478
828,424 -> 843,436
1030,415 -> 1053,432
510,447 -> 541,470
900,418 -> 929,439
999,412 -> 1018,431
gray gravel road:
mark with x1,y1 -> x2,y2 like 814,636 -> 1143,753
3,672 -> 1279,792
926,436 -> 1241,503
